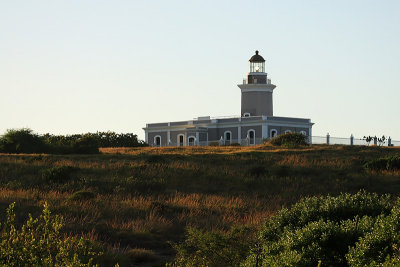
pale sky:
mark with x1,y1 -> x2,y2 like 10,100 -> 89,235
1,1 -> 399,141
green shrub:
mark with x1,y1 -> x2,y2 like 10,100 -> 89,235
269,132 -> 309,148
0,202 -> 100,266
0,128 -> 48,154
41,166 -> 77,183
244,191 -> 393,267
209,142 -> 219,146
171,225 -> 255,267
71,135 -> 100,154
346,202 -> 400,266
364,155 -> 400,171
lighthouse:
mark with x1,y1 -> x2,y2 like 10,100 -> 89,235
143,50 -> 313,146
238,50 -> 276,117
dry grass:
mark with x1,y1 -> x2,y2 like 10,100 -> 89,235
0,145 -> 399,266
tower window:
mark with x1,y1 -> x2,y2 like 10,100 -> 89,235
270,129 -> 277,138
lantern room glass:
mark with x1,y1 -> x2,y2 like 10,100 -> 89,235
250,62 -> 265,72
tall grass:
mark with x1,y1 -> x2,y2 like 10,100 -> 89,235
0,144 -> 399,265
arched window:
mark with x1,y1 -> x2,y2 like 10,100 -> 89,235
154,135 -> 161,147
284,130 -> 292,134
177,134 -> 184,146
224,131 -> 232,145
247,129 -> 255,145
300,131 -> 307,136
188,136 -> 196,146
243,112 -> 251,117
270,129 -> 278,138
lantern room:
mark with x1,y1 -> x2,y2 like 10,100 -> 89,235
249,50 -> 265,73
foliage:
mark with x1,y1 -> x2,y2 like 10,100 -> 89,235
0,128 -> 48,154
0,202 -> 100,266
0,128 -> 147,155
41,166 -> 77,183
42,131 -> 147,150
364,154 -> 400,171
268,132 -> 308,148
171,225 -> 255,267
364,136 -> 374,146
364,135 -> 387,146
1,145 -> 400,265
244,191 -> 399,267
71,135 -> 100,154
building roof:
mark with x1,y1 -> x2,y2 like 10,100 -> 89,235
249,50 -> 265,62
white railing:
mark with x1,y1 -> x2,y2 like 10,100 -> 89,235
151,134 -> 399,147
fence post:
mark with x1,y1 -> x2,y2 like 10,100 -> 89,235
350,134 -> 354,146
388,136 -> 392,147
326,133 -> 330,145
374,136 -> 377,145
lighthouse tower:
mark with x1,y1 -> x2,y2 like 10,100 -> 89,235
238,50 -> 276,117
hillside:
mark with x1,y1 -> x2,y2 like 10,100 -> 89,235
0,144 -> 399,266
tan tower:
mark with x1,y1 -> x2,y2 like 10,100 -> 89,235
238,50 -> 276,117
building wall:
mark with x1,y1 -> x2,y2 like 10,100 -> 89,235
241,91 -> 273,116
170,130 -> 186,145
268,126 -> 310,136
217,127 -> 239,141
241,125 -> 262,140
148,131 -> 168,146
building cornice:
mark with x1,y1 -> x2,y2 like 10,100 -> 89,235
237,83 -> 276,92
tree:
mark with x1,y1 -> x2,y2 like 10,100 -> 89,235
0,128 -> 47,153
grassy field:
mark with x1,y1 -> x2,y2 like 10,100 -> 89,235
0,144 -> 399,265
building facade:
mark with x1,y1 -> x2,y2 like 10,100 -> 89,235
143,51 -> 314,146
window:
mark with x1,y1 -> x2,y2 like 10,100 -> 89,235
154,135 -> 161,147
247,129 -> 255,145
243,112 -> 251,117
224,131 -> 232,145
284,130 -> 292,134
188,136 -> 196,146
177,134 -> 184,146
270,129 -> 277,138
300,131 -> 307,136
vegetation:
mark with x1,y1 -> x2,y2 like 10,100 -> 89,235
0,144 -> 400,265
0,202 -> 100,266
0,129 -> 147,154
364,154 -> 400,171
244,191 -> 400,266
268,132 -> 309,148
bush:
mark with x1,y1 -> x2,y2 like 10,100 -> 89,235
71,135 -> 100,154
0,128 -> 48,154
364,155 -> 400,171
0,202 -> 100,266
209,142 -> 219,146
171,225 -> 255,267
244,191 -> 394,266
269,132 -> 309,148
41,166 -> 77,183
